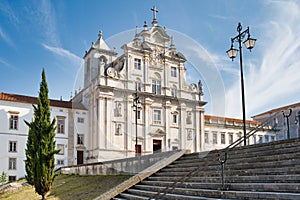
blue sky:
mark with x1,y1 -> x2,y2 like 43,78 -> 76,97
1,0 -> 300,119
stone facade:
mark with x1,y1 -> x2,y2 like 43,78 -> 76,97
0,92 -> 87,181
203,115 -> 278,151
79,11 -> 206,163
252,102 -> 300,140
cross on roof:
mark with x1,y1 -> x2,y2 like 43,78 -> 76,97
151,6 -> 158,20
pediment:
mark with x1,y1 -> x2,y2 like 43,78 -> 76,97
150,27 -> 170,44
149,128 -> 166,137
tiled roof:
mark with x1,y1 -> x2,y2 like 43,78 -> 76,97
252,102 -> 300,118
204,115 -> 262,126
0,92 -> 86,110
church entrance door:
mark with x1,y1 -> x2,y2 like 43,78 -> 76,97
77,150 -> 83,165
153,139 -> 162,153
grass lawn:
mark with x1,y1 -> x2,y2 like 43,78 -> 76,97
0,174 -> 131,200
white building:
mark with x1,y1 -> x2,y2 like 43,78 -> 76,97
203,115 -> 278,151
79,7 -> 206,163
0,92 -> 87,181
252,102 -> 300,140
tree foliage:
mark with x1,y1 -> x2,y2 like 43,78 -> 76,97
0,171 -> 6,185
25,69 -> 60,200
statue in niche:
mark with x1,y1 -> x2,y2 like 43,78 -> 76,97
186,111 -> 192,124
116,102 -> 122,117
187,130 -> 193,140
115,123 -> 122,135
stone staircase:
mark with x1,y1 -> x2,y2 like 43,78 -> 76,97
112,138 -> 300,199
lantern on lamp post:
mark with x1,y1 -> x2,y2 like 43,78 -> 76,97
227,22 -> 256,146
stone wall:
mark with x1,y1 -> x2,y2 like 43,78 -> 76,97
60,150 -> 180,175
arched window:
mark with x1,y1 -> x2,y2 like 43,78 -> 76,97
135,78 -> 142,91
152,73 -> 161,94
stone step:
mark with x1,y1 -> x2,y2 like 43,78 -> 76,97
126,187 -> 226,199
112,139 -> 300,200
180,138 -> 300,162
131,184 -> 300,199
121,189 -> 222,200
140,180 -> 300,192
176,146 -> 300,166
160,161 -> 300,175
148,174 -> 300,183
118,192 -> 150,199
164,158 -> 300,173
154,165 -> 300,177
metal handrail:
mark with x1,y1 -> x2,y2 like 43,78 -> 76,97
150,112 -> 279,198
217,111 -> 280,190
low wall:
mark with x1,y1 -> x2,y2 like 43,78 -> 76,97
61,150 -> 180,175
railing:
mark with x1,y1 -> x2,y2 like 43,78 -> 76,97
217,113 -> 277,190
150,112 -> 279,199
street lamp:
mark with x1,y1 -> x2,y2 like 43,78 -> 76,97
133,91 -> 142,156
227,22 -> 256,146
282,108 -> 292,139
295,111 -> 300,138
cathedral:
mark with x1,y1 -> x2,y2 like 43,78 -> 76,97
79,7 -> 206,162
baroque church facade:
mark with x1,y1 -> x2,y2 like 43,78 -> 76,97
79,7 -> 206,162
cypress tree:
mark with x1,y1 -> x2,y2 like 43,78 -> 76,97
25,68 -> 59,200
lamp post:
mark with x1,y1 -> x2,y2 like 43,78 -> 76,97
295,111 -> 300,138
227,22 -> 256,146
133,91 -> 142,156
282,108 -> 292,139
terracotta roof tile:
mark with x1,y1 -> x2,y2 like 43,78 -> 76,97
0,92 -> 86,110
204,114 -> 261,126
252,102 -> 300,118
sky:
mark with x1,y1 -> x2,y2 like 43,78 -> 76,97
0,0 -> 300,119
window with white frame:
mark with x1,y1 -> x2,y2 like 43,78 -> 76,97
204,132 -> 209,143
9,141 -> 17,152
258,135 -> 263,143
135,81 -> 142,92
134,58 -> 141,70
253,135 -> 257,144
152,80 -> 161,94
8,158 -> 16,170
213,132 -> 218,144
271,135 -> 275,141
9,114 -> 18,130
221,133 -> 225,144
137,110 -> 141,120
57,144 -> 64,155
57,159 -> 64,165
172,114 -> 177,124
264,135 -> 269,142
77,134 -> 84,145
153,109 -> 161,124
171,66 -> 177,77
228,133 -> 233,144
8,176 -> 16,182
77,117 -> 84,123
57,117 -> 65,134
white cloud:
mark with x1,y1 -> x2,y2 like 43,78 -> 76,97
42,43 -> 83,67
0,27 -> 14,47
0,57 -> 10,67
0,1 -> 20,26
39,0 -> 60,46
225,0 -> 300,118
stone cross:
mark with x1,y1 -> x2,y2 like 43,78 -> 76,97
151,6 -> 158,20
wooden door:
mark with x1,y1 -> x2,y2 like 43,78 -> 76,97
153,139 -> 162,153
77,150 -> 83,165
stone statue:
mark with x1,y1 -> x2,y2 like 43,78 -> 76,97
198,80 -> 203,94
